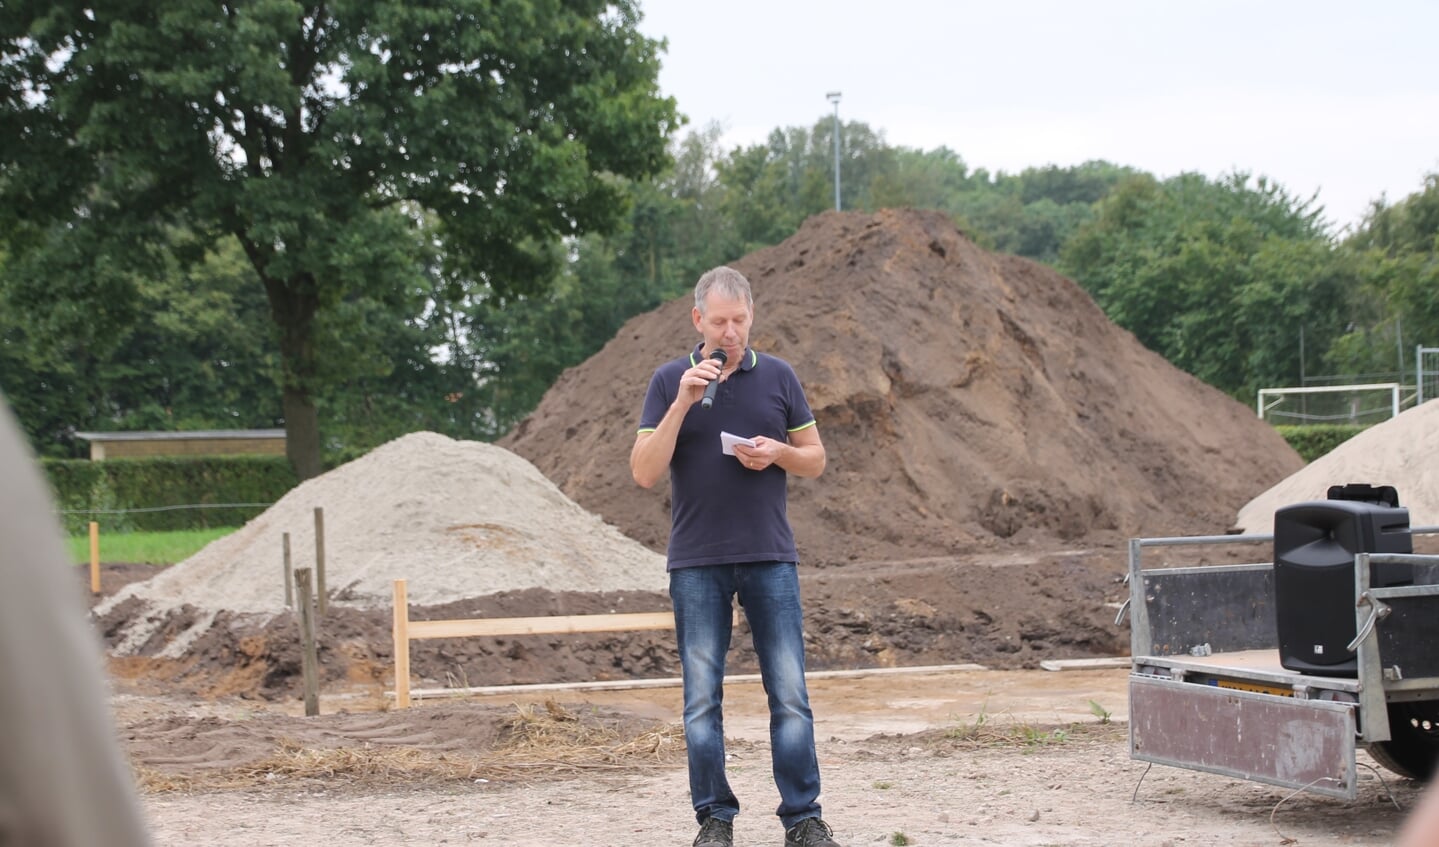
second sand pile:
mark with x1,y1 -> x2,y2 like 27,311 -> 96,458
97,432 -> 666,656
1235,400 -> 1439,533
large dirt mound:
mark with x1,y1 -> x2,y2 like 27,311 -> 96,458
502,208 -> 1302,564
1235,400 -> 1439,534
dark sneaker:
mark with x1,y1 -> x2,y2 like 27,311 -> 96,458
693,816 -> 733,847
784,817 -> 841,847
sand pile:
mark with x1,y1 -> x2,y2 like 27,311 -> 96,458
96,432 -> 666,656
502,208 -> 1304,564
1235,401 -> 1439,534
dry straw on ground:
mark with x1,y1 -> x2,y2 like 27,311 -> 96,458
133,700 -> 685,793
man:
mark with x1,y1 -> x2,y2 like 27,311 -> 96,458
631,266 -> 840,847
0,396 -> 153,846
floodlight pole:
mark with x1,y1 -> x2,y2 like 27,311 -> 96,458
826,91 -> 842,210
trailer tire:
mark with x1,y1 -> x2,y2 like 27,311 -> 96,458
1369,702 -> 1439,781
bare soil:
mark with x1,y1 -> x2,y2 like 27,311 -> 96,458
118,670 -> 1419,847
93,543 -> 1131,703
94,560 -> 1424,846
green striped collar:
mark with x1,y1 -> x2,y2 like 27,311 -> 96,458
689,344 -> 758,371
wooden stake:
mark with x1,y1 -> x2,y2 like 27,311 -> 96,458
393,579 -> 411,709
314,506 -> 327,617
295,568 -> 319,717
88,521 -> 100,595
282,532 -> 293,607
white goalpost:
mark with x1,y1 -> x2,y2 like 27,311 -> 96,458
1419,346 -> 1439,406
1257,382 -> 1402,424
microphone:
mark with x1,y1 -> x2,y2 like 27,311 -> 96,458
700,348 -> 728,409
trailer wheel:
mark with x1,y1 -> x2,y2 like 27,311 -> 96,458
1369,702 -> 1439,781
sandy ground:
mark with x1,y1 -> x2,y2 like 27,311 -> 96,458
123,667 -> 1421,846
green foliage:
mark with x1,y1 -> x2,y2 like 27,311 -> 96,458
43,456 -> 296,534
951,161 -> 1139,263
1349,173 -> 1439,257
1332,173 -> 1439,380
1021,725 -> 1070,747
871,146 -> 972,213
457,125 -> 750,433
1,0 -> 678,476
948,706 -> 1071,746
889,833 -> 911,846
717,124 -> 836,253
945,704 -> 992,739
1,234 -> 283,457
1274,424 -> 1368,462
1087,700 -> 1111,724
1059,172 -> 1352,398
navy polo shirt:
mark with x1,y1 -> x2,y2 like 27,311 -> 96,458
638,344 -> 817,570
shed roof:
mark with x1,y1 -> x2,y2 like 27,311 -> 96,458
73,429 -> 286,442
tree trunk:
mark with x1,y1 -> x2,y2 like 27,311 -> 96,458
264,273 -> 324,481
282,382 -> 323,480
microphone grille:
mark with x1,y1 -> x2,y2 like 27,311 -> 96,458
710,348 -> 728,363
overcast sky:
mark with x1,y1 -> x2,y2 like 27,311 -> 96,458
636,0 -> 1439,234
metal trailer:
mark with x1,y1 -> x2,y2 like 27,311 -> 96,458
1125,528 -> 1439,799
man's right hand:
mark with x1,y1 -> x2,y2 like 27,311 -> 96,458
678,358 -> 724,408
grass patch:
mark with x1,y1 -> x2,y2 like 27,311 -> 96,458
1088,699 -> 1112,724
942,704 -> 1124,749
66,526 -> 237,565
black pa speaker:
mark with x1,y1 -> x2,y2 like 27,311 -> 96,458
1273,489 -> 1411,676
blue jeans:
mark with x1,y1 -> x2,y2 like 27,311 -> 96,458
669,561 -> 822,829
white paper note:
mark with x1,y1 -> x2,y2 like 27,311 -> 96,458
720,431 -> 757,455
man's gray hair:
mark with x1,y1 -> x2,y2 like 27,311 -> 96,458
694,266 -> 753,315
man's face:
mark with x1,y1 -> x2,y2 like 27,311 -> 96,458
692,293 -> 752,362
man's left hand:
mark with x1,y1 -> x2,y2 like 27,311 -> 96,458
734,436 -> 780,471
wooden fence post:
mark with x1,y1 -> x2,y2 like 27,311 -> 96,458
393,579 -> 410,709
295,568 -> 319,717
282,532 -> 293,608
314,507 -> 327,617
89,521 -> 100,595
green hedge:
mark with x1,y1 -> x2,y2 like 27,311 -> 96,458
43,455 -> 297,534
1275,424 -> 1368,463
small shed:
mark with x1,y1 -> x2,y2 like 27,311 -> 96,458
74,429 -> 287,461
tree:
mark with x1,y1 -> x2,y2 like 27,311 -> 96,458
869,146 -> 971,213
425,125 -> 744,435
714,118 -> 897,253
1350,174 -> 1439,340
1059,171 -> 1347,398
718,127 -> 819,252
0,0 -> 676,477
618,122 -> 741,297
0,230 -> 285,456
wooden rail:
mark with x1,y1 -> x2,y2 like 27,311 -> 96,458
392,578 -> 699,708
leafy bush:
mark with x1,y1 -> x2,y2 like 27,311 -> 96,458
1275,424 -> 1367,462
43,456 -> 297,533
